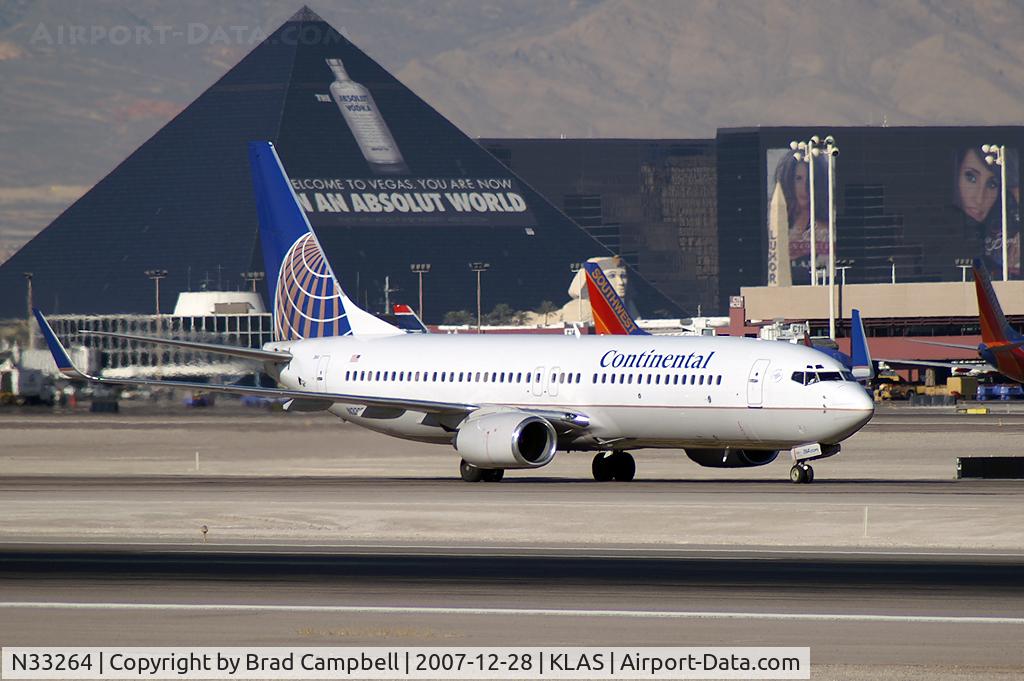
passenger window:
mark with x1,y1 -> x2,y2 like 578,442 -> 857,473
627,374 -> 633,384
601,374 -> 607,384
716,375 -> 722,385
646,375 -> 652,385
483,373 -> 489,383
699,375 -> 705,385
559,372 -> 565,383
576,373 -> 581,383
500,372 -> 506,382
593,373 -> 598,383
459,372 -> 464,382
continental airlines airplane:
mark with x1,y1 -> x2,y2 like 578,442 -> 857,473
35,142 -> 873,485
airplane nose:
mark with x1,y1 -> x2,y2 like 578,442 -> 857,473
830,383 -> 875,437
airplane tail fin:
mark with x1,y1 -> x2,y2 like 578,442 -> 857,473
582,262 -> 648,336
391,304 -> 430,333
247,141 -> 401,340
972,257 -> 1017,345
850,309 -> 874,381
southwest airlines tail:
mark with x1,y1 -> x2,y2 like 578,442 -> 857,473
248,141 -> 400,340
582,262 -> 648,336
850,309 -> 873,380
973,257 -> 1018,346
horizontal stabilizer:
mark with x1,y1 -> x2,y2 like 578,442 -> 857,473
907,339 -> 981,352
81,331 -> 292,363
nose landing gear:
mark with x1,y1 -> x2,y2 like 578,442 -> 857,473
592,451 -> 636,482
790,463 -> 814,484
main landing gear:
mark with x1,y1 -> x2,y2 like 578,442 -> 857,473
459,459 -> 505,483
790,463 -> 814,484
592,451 -> 636,482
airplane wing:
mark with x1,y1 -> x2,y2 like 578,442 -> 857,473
876,357 -> 995,374
80,330 -> 292,363
35,310 -> 589,429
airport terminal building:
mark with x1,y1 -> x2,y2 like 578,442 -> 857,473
3,8 -> 1024,339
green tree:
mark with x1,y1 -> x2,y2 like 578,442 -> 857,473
442,309 -> 474,325
486,303 -> 516,325
536,300 -> 558,325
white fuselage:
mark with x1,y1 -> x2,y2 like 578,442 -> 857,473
267,334 -> 874,453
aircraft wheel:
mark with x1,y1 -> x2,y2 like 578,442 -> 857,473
790,465 -> 807,484
592,452 -> 615,482
612,451 -> 636,482
482,468 -> 505,483
460,459 -> 485,482
804,465 -> 814,483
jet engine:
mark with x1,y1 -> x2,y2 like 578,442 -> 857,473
455,411 -> 557,469
685,448 -> 779,468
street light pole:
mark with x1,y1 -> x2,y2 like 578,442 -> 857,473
955,258 -> 973,283
23,272 -> 33,350
570,262 -> 583,322
469,262 -> 490,333
790,136 -> 820,286
410,263 -> 431,320
144,269 -> 168,318
824,135 -> 839,339
983,144 -> 1009,281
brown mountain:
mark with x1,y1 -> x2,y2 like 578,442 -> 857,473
2,0 -> 1022,261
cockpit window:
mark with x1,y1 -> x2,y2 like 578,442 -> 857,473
792,369 -> 853,385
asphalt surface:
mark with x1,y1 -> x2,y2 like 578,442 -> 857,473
3,402 -> 1024,677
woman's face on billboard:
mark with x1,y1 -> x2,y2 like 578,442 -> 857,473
958,149 -> 999,223
792,162 -> 809,210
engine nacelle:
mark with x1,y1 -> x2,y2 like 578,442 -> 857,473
685,448 -> 779,468
455,411 -> 557,469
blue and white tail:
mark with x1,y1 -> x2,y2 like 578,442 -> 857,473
248,141 -> 400,340
850,309 -> 873,381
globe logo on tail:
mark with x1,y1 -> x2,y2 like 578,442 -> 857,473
274,233 -> 349,340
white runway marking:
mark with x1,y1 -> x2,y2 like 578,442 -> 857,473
1,602 -> 1022,625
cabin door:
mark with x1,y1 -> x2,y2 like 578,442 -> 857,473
315,355 -> 331,390
746,358 -> 770,407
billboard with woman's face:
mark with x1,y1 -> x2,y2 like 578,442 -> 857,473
766,148 -> 830,286
954,145 -> 1021,278
761,139 -> 1021,286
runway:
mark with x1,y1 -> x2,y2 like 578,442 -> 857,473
1,544 -> 1023,675
3,403 -> 1024,677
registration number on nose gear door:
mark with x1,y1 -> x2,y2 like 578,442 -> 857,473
790,443 -> 822,461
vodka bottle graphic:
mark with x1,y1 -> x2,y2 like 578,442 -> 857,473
326,58 -> 409,174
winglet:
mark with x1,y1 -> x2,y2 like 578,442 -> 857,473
850,309 -> 874,381
582,262 -> 648,336
33,309 -> 87,379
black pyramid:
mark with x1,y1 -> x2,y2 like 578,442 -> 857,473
0,7 -> 680,321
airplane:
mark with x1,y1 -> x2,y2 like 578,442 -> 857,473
583,261 -> 874,381
896,258 -> 1024,382
34,141 -> 874,485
